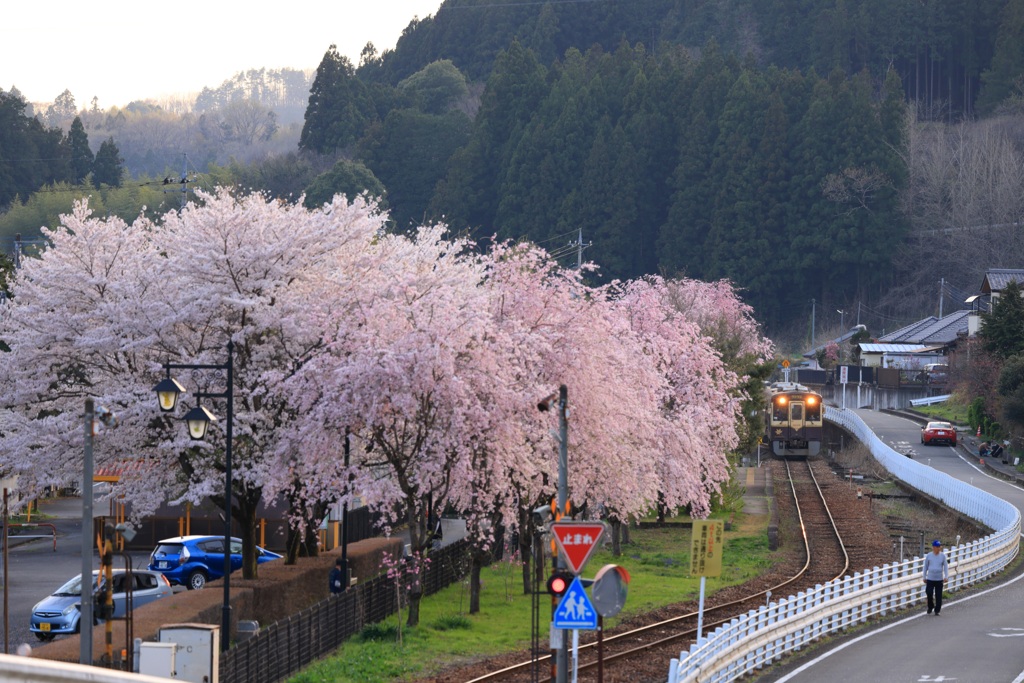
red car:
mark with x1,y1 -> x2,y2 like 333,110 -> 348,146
921,421 -> 957,446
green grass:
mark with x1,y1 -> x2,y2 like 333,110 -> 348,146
289,515 -> 774,683
915,399 -> 969,425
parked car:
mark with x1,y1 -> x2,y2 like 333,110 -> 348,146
921,421 -> 957,446
924,363 -> 949,383
30,569 -> 173,641
148,535 -> 282,590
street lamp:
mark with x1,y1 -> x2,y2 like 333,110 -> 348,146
153,340 -> 234,651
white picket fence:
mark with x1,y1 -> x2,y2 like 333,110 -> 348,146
667,407 -> 1021,683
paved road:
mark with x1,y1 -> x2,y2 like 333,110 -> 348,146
0,495 -> 150,654
758,408 -> 1024,683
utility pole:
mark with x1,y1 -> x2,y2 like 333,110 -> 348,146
340,427 -> 351,590
939,277 -> 944,318
555,385 -> 569,683
811,299 -> 816,349
164,154 -> 194,209
81,399 -> 95,666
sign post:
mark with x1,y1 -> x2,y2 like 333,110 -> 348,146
549,521 -> 605,683
690,520 -> 725,641
839,365 -> 849,409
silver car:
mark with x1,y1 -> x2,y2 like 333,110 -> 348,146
30,569 -> 173,641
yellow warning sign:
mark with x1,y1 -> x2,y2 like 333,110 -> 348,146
690,520 -> 725,578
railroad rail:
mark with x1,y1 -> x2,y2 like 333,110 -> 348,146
465,460 -> 849,683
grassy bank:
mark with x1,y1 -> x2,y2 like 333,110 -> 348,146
290,511 -> 774,683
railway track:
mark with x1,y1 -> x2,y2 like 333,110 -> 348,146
461,459 -> 852,683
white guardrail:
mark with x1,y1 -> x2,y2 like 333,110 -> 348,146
667,407 -> 1021,683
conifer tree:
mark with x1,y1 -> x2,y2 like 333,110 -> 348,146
92,137 -> 123,188
981,279 -> 1024,359
66,116 -> 93,185
300,45 -> 376,153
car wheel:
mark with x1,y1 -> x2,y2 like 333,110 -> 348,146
34,632 -> 55,642
187,570 -> 208,590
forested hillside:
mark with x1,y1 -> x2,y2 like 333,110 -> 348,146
4,0 -> 1024,336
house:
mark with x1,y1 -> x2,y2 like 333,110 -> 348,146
841,309 -> 968,370
876,309 -> 970,347
967,268 -> 1024,336
857,343 -> 944,370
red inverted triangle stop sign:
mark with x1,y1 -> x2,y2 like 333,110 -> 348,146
550,521 -> 606,574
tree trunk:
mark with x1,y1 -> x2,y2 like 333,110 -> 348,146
406,584 -> 422,628
234,488 -> 262,580
470,556 -> 483,614
520,509 -> 534,594
622,516 -> 632,545
405,501 -> 426,628
610,518 -> 621,556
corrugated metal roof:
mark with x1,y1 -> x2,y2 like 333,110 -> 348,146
859,343 -> 931,353
981,269 -> 1024,294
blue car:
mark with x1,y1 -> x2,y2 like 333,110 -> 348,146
147,535 -> 282,590
31,569 -> 173,641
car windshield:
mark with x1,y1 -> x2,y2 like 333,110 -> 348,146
53,572 -> 109,596
928,422 -> 952,430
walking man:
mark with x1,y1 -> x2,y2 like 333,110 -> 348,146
923,539 -> 948,615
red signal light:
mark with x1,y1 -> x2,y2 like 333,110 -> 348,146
547,571 -> 573,597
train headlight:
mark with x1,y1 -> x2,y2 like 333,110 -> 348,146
806,396 -> 817,406
776,396 -> 788,406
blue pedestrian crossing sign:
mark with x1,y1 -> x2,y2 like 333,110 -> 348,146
553,576 -> 598,630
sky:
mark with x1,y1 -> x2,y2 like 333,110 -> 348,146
2,1 -> 445,109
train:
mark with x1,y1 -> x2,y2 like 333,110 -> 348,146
765,382 -> 823,458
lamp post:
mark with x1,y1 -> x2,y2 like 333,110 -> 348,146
154,341 -> 234,652
338,427 -> 352,590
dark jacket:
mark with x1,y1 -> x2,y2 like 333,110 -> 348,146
329,566 -> 344,594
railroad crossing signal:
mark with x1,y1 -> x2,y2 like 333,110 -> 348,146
550,521 -> 606,574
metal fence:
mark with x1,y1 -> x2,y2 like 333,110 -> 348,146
221,538 -> 473,683
666,407 -> 1021,683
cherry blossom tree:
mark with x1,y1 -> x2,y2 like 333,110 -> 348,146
0,190 -> 389,578
1,187 -> 771,620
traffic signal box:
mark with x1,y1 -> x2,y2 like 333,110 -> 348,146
546,570 -> 574,598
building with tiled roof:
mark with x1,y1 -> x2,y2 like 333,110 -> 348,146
968,268 -> 1024,336
878,309 -> 970,346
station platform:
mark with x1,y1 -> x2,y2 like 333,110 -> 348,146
737,466 -> 770,515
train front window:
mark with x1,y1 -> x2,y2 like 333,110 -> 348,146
790,404 -> 803,421
772,398 -> 788,422
805,399 -> 821,421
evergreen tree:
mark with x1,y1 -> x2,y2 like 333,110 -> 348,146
977,0 -> 1024,113
981,279 -> 1024,359
359,109 -> 471,229
300,45 -> 376,153
397,60 -> 469,114
66,116 -> 93,184
92,137 -> 124,188
997,353 -> 1024,433
431,40 -> 548,234
303,158 -> 386,209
